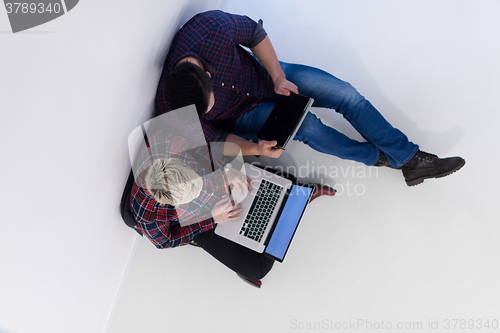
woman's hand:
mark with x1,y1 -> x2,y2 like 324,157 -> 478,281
211,196 -> 242,223
224,168 -> 252,196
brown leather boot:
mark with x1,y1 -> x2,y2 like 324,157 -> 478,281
373,151 -> 393,167
401,150 -> 465,186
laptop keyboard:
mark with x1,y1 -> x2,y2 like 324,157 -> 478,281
239,179 -> 284,242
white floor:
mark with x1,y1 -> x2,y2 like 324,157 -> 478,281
1,1 -> 500,333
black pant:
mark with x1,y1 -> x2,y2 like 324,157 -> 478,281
193,229 -> 274,280
193,166 -> 303,280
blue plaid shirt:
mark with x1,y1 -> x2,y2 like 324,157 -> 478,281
156,10 -> 276,143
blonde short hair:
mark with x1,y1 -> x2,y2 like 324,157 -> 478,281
144,158 -> 203,205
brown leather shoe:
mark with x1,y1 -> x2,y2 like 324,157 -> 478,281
237,273 -> 262,288
309,184 -> 337,202
401,150 -> 465,186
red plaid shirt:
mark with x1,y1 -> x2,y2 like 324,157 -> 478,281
156,10 -> 276,143
130,132 -> 228,248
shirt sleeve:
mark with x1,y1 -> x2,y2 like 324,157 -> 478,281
243,19 -> 267,48
149,215 -> 215,249
211,124 -> 230,143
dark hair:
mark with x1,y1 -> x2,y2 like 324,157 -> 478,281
163,61 -> 213,117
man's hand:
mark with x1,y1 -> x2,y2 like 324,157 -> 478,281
256,140 -> 284,158
274,77 -> 299,96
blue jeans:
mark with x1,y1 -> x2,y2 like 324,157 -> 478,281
230,62 -> 418,167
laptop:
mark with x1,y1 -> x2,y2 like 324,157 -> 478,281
215,163 -> 313,262
258,93 -> 314,150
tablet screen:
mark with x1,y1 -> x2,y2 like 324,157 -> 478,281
258,93 -> 312,148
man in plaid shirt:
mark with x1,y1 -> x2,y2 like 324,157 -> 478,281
158,10 -> 465,187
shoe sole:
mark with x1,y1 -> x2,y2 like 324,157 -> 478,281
237,273 -> 262,288
405,159 -> 466,186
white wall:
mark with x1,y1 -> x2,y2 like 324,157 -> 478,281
0,1 -> 219,333
107,1 -> 500,333
2,1 -> 500,333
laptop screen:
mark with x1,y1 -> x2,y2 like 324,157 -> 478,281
264,185 -> 313,262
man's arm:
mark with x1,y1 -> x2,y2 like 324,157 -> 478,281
225,134 -> 283,158
250,36 -> 299,96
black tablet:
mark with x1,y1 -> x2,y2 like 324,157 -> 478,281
258,93 -> 314,149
